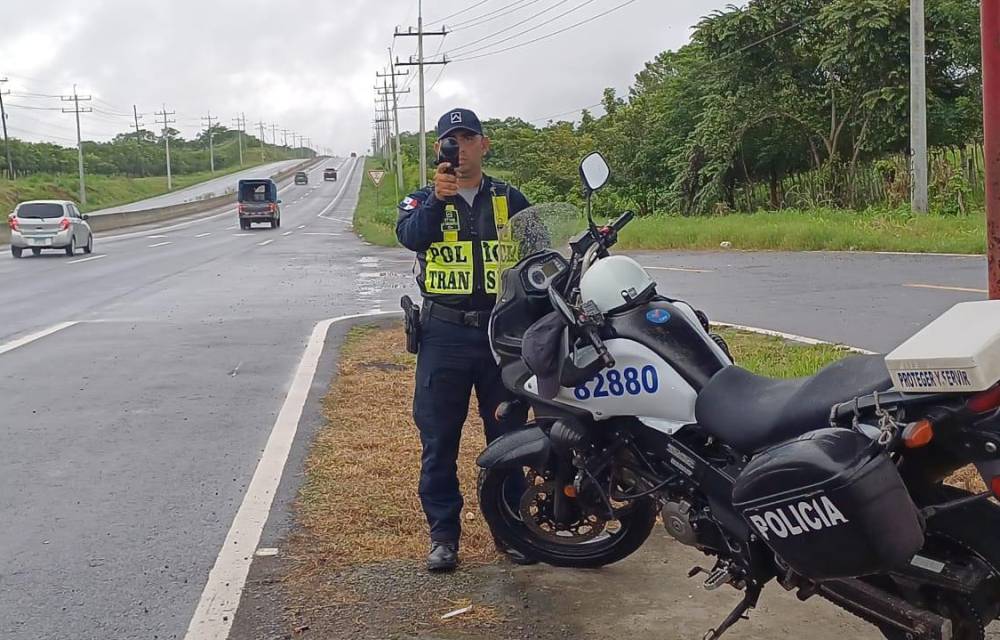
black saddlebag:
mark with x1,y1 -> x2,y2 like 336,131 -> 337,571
732,428 -> 924,580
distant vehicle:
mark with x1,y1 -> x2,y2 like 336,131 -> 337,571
237,179 -> 281,230
350,152 -> 357,158
294,171 -> 309,185
324,168 -> 338,182
9,200 -> 93,258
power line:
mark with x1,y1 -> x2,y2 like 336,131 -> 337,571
448,0 -> 538,29
5,102 -> 65,111
428,0 -> 492,24
443,0 -> 579,56
452,0 -> 643,62
529,101 -> 603,124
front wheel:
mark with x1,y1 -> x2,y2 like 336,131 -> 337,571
477,464 -> 657,568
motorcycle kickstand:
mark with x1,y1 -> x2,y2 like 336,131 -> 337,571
702,584 -> 762,640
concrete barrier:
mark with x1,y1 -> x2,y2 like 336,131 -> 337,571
1,158 -> 323,245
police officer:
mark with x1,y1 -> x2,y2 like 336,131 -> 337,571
397,108 -> 533,572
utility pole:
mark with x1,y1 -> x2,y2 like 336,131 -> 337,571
281,128 -> 290,148
270,123 -> 278,146
201,110 -> 218,173
910,0 -> 929,214
0,77 -> 13,179
257,119 -> 266,162
375,87 -> 392,167
395,0 -> 449,185
232,115 -> 244,167
155,104 -> 176,190
61,85 -> 92,205
132,105 -> 144,177
982,0 -> 1000,298
378,56 -> 409,192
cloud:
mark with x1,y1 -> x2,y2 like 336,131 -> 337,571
1,0 -> 735,153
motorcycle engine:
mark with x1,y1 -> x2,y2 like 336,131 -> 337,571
661,500 -> 699,546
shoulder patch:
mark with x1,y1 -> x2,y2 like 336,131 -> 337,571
400,195 -> 424,211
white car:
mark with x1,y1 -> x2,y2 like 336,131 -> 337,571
8,200 -> 94,258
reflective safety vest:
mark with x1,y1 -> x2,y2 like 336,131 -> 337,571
398,176 -> 529,310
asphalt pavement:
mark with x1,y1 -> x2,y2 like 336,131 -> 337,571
91,159 -> 305,215
1,164 -> 992,639
0,155 -> 415,640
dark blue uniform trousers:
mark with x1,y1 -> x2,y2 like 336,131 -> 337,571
413,314 -> 526,544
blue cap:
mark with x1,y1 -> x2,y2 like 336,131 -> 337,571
436,108 -> 483,140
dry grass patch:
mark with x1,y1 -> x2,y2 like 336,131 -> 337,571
292,323 -> 499,574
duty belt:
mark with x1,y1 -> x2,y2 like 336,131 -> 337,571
424,300 -> 491,329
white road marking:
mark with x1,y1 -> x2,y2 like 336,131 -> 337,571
257,239 -> 274,246
0,321 -> 78,357
67,254 -> 108,265
297,225 -> 306,229
232,233 -> 253,237
282,231 -> 293,236
149,241 -> 172,248
903,283 -> 987,295
645,265 -> 714,274
183,310 -> 398,640
226,225 -> 239,230
195,232 -> 212,238
303,232 -> 340,236
148,234 -> 169,239
713,322 -> 874,354
317,158 -> 358,219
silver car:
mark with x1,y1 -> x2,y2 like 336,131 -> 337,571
8,200 -> 94,258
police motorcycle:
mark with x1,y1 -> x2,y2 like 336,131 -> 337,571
478,151 -> 1000,640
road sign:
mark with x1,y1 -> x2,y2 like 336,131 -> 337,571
368,170 -> 386,187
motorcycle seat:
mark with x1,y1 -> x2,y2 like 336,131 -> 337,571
695,354 -> 892,453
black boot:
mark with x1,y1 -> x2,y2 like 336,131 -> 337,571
427,541 -> 459,572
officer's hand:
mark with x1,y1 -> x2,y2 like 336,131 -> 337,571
434,163 -> 459,200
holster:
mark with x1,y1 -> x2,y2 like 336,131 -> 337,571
400,295 -> 421,354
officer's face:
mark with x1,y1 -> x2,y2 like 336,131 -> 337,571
438,131 -> 490,177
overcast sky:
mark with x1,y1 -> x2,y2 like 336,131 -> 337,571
1,0 -> 736,155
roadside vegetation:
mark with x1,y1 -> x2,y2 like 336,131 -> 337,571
1,129 -> 310,212
358,0 -> 988,253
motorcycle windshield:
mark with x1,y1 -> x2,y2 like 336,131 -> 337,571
496,202 -> 582,298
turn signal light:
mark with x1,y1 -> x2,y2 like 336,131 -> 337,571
563,485 -> 578,498
903,420 -> 935,449
992,477 -> 1000,498
9,217 -> 19,231
968,385 -> 1000,413
58,218 -> 70,231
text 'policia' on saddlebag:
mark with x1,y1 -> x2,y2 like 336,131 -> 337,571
732,428 -> 924,580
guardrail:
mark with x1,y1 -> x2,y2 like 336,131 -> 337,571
1,158 -> 323,244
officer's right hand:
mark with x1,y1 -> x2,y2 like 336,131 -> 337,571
434,163 -> 459,200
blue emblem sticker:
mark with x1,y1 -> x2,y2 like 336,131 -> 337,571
646,308 -> 671,325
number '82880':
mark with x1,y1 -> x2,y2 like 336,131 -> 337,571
573,365 -> 660,401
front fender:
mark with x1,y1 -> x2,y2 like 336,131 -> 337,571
477,425 -> 552,471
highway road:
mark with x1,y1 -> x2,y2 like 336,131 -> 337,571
91,159 -> 306,215
0,155 -> 416,639
1,159 -> 990,639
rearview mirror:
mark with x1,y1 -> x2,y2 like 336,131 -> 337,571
277,199 -> 282,203
579,152 -> 610,194
82,214 -> 89,220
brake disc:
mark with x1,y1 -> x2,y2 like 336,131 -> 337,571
519,478 -> 608,544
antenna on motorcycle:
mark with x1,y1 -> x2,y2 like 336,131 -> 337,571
579,152 -> 611,232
